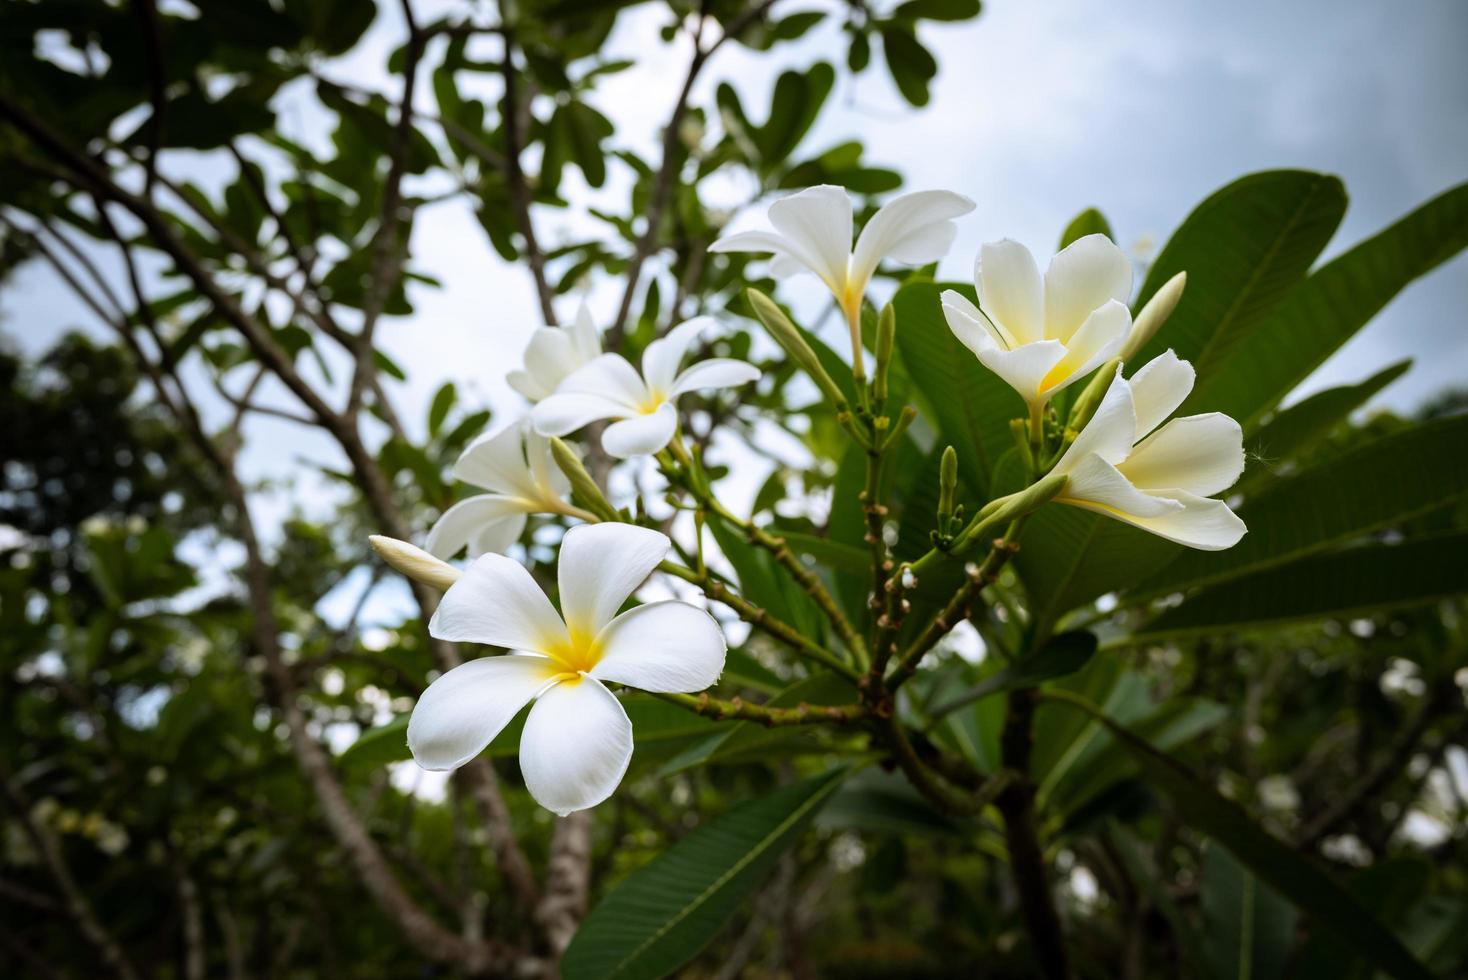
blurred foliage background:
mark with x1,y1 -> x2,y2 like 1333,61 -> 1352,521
1,1 -> 1466,978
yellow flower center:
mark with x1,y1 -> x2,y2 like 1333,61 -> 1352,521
540,626 -> 603,675
638,392 -> 666,414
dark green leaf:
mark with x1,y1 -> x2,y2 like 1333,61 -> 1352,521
1131,532 -> 1468,642
1131,170 -> 1346,371
562,768 -> 848,980
1050,696 -> 1433,980
1058,207 -> 1113,249
1186,180 -> 1468,428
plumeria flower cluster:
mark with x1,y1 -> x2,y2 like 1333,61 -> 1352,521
532,315 -> 760,458
1050,352 -> 1247,549
425,421 -> 590,559
408,523 -> 725,815
378,182 -> 1249,818
711,184 -> 974,376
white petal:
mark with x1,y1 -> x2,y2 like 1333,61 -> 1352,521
407,654 -> 555,771
521,327 -> 578,395
533,392 -> 630,437
642,316 -> 716,395
1122,413 -> 1245,496
1036,299 -> 1130,399
429,553 -> 569,652
568,302 -> 603,362
601,404 -> 678,458
453,423 -> 536,497
519,677 -> 633,815
559,353 -> 649,408
1128,349 -> 1195,439
1105,488 -> 1247,551
669,358 -> 760,397
525,429 -> 570,499
849,190 -> 975,290
1059,453 -> 1184,519
972,340 -> 1068,407
507,369 -> 547,403
557,522 -> 671,638
942,289 -> 1016,351
425,495 -> 531,559
469,512 -> 527,558
590,601 -> 726,693
1055,366 -> 1136,471
766,185 -> 854,294
1043,233 -> 1133,342
977,239 -> 1044,347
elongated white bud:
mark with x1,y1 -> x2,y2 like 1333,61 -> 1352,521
368,535 -> 462,592
1121,270 -> 1186,361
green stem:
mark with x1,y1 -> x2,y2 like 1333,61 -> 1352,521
885,520 -> 1027,691
659,562 -> 860,682
653,690 -> 865,726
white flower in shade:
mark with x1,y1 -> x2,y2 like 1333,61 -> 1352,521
943,235 -> 1135,411
424,423 -> 574,559
1049,351 -> 1247,550
507,303 -> 603,403
531,316 -> 759,458
709,185 -> 974,363
408,523 -> 726,815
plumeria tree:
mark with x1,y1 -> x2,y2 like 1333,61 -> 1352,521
4,1 -> 1468,978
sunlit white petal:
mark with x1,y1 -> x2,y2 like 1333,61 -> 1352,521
558,353 -> 650,408
407,654 -> 555,770
849,190 -> 975,288
519,677 -> 633,816
1043,234 -> 1133,342
670,358 -> 761,397
973,341 -> 1068,408
643,317 -> 716,395
601,404 -> 678,458
1037,299 -> 1130,398
429,553 -> 569,652
1128,349 -> 1195,439
533,392 -> 632,437
1057,365 -> 1135,469
1107,489 -> 1247,551
1059,454 -> 1184,519
941,289 -> 1015,351
1122,414 -> 1245,497
766,185 -> 853,293
557,523 -> 670,637
977,239 -> 1044,347
425,495 -> 531,560
590,600 -> 726,692
453,423 -> 539,497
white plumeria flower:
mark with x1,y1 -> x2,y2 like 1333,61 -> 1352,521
531,316 -> 759,458
409,523 -> 726,815
709,184 -> 974,367
424,422 -> 575,559
507,302 -> 603,403
943,234 -> 1135,412
1049,351 -> 1247,550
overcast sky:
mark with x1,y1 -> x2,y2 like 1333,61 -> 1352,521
4,0 -> 1466,509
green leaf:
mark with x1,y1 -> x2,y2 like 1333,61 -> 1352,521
1186,180 -> 1468,428
565,100 -> 614,188
815,769 -> 962,837
925,630 -> 1097,721
1131,170 -> 1346,371
1242,359 -> 1410,492
562,768 -> 848,980
339,715 -> 409,770
895,0 -> 982,21
1048,695 -> 1433,980
1200,845 -> 1297,980
1137,413 -> 1468,596
881,26 -> 937,106
1131,532 -> 1468,642
427,381 -> 456,437
893,280 -> 1021,494
755,63 -> 835,167
1058,207 -> 1113,249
